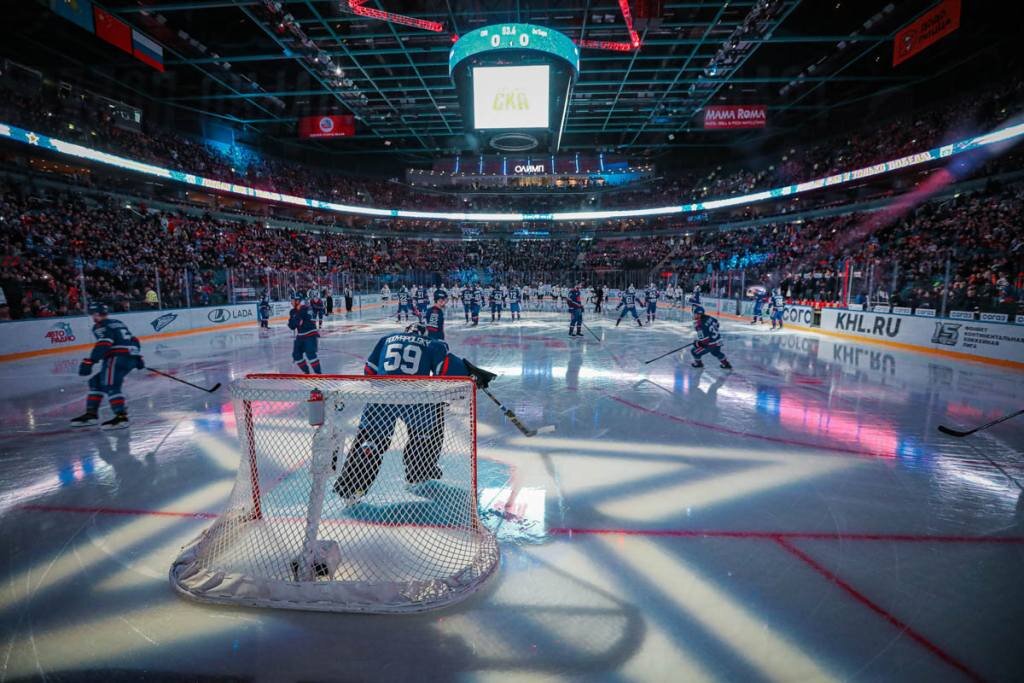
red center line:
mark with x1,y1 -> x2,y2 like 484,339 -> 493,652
549,526 -> 1024,544
14,505 -> 1024,544
774,536 -> 987,683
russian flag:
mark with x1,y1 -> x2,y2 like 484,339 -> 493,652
132,29 -> 165,72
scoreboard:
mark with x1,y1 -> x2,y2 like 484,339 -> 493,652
448,24 -> 580,75
449,24 -> 579,153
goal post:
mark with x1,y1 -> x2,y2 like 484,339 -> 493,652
170,374 -> 499,613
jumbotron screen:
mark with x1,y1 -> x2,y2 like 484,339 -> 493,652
472,65 -> 550,130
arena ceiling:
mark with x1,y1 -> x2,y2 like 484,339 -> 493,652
3,1 -> 1009,162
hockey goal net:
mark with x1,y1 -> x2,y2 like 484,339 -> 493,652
170,374 -> 499,613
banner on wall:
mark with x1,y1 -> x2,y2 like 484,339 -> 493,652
298,115 -> 355,139
703,105 -> 767,130
892,0 -> 961,66
0,304 -> 259,360
821,308 -> 1024,365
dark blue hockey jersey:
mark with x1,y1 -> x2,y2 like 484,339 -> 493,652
424,305 -> 445,340
89,318 -> 140,362
288,305 -> 319,337
694,314 -> 723,346
364,333 -> 468,376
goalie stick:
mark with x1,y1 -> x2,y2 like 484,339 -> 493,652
937,407 -> 1024,437
644,341 -> 697,365
479,386 -> 537,437
147,367 -> 222,393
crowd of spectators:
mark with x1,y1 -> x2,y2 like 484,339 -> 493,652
1,66 -> 1021,320
2,176 -> 1020,320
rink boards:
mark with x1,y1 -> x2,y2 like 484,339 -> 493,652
0,303 -> 259,361
1,299 -> 1022,367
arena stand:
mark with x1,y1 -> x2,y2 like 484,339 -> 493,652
1,174 -> 1020,321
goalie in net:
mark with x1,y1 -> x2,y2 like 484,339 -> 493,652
170,323 -> 499,613
333,323 -> 496,502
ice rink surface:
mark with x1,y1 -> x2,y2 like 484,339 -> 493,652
1,304 -> 1023,682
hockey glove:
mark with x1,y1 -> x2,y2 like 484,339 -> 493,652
463,360 -> 497,389
135,355 -> 146,370
78,359 -> 94,376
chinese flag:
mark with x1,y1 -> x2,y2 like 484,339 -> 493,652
94,6 -> 132,54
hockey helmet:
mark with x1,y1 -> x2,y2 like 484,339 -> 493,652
405,322 -> 428,337
87,301 -> 109,316
692,304 -> 706,317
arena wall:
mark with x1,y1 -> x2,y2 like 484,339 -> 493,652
818,308 -> 1024,368
0,304 -> 260,361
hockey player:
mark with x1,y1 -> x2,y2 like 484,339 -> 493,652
309,291 -> 326,329
380,284 -> 391,306
450,283 -> 462,315
257,295 -> 271,329
461,283 -> 472,323
567,283 -> 584,337
332,322 -> 497,501
769,288 -> 786,330
509,284 -> 522,321
288,296 -> 323,374
70,302 -> 143,430
489,285 -> 502,322
414,284 -> 430,322
690,305 -> 732,370
689,285 -> 702,310
424,288 -> 448,340
396,286 -> 413,322
593,285 -> 605,314
644,283 -> 660,324
615,285 -> 643,327
539,282 -> 552,311
752,288 -> 770,324
469,284 -> 482,326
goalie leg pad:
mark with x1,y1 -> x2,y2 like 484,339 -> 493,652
333,404 -> 397,497
403,403 -> 446,484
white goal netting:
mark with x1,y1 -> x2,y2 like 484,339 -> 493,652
170,374 -> 499,613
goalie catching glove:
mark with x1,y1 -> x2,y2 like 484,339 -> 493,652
463,360 -> 496,389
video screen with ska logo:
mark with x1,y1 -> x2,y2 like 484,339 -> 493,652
473,65 -> 550,130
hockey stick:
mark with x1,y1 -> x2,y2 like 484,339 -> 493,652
644,341 -> 697,365
147,367 -> 222,393
582,322 -> 602,343
937,408 -> 1024,437
479,386 -> 537,437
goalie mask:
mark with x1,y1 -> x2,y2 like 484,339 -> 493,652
405,322 -> 428,337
